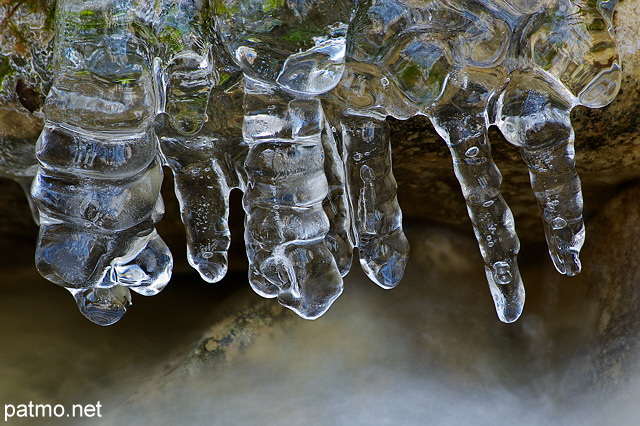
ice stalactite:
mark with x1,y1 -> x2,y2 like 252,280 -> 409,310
334,117 -> 409,290
330,0 -> 620,322
152,0 -> 232,284
430,75 -> 525,323
0,0 -> 621,324
31,0 -> 172,325
214,0 -> 356,318
242,82 -> 345,318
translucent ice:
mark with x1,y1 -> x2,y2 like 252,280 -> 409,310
31,0 -> 173,325
0,1 -> 55,222
214,0 -> 355,318
6,0 -> 620,324
329,0 -> 620,322
333,117 -> 409,290
152,0 -> 229,284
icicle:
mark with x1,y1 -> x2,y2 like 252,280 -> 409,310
152,0 -> 231,283
336,117 -> 409,289
431,74 -> 525,323
214,0 -> 357,318
241,78 -> 343,319
321,121 -> 354,277
6,0 -> 621,324
31,0 -> 172,325
494,0 -> 621,278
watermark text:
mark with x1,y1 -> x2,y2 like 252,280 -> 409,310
4,401 -> 102,421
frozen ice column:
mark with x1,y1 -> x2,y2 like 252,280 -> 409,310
31,0 -> 172,325
337,117 -> 409,289
431,73 -> 525,323
243,79 -> 344,318
153,0 -> 228,283
214,0 -> 355,318
495,0 -> 621,277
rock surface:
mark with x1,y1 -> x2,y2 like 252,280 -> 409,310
0,1 -> 639,246
81,189 -> 640,422
1,183 -> 640,423
582,182 -> 640,391
391,0 -> 640,237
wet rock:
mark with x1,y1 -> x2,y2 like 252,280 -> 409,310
0,1 -> 638,246
391,0 -> 640,238
0,216 -> 638,423
581,182 -> 640,390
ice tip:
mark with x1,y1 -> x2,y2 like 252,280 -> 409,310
194,258 -> 228,284
80,305 -> 128,326
485,262 -> 526,324
550,249 -> 582,277
248,268 -> 279,298
277,286 -> 344,320
361,255 -> 408,290
360,232 -> 410,290
69,286 -> 132,326
496,301 -> 524,323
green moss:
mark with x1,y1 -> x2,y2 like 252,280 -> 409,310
157,26 -> 187,54
0,56 -> 15,91
586,18 -> 606,31
212,0 -> 239,17
43,1 -> 57,31
66,11 -> 104,31
219,72 -> 231,85
263,0 -> 285,11
116,77 -> 136,85
283,29 -> 310,44
280,27 -> 328,50
398,63 -> 422,89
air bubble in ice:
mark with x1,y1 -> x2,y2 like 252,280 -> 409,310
465,147 -> 479,158
551,217 -> 568,230
493,262 -> 513,286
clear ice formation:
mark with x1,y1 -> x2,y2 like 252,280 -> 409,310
31,0 -> 174,325
0,0 -> 620,324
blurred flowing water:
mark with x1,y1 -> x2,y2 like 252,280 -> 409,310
0,224 -> 638,425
